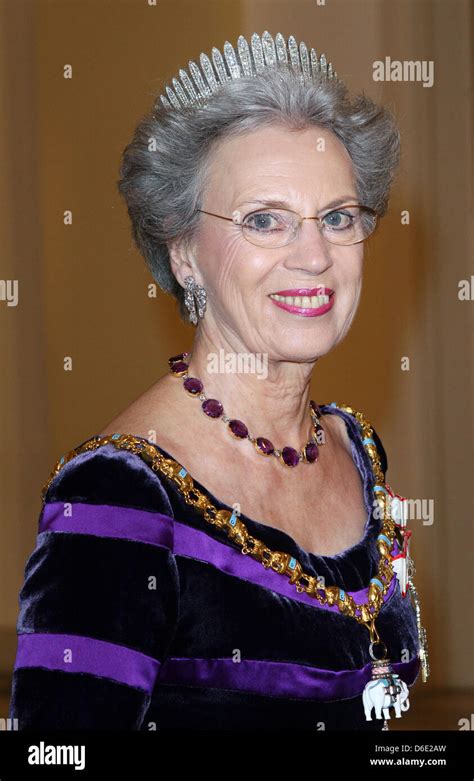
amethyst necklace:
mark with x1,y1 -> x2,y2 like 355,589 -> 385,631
168,352 -> 325,468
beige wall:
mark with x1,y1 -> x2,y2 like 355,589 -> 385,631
0,0 -> 472,707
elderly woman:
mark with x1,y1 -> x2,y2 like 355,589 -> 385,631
9,31 -> 428,732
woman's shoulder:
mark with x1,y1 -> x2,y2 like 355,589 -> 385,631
95,372 -> 178,445
42,375 -> 177,505
42,431 -> 175,520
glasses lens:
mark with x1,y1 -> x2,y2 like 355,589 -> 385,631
321,206 -> 377,245
241,209 -> 297,248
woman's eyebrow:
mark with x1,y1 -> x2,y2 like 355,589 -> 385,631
240,198 -> 293,208
239,195 -> 359,210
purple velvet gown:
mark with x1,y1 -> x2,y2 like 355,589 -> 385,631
9,402 -> 421,731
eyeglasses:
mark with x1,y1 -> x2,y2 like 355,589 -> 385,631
196,204 -> 378,248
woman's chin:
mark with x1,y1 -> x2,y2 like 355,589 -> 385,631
262,332 -> 339,361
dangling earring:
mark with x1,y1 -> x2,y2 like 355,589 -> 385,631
184,275 -> 207,325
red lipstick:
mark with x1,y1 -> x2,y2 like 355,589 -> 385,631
268,287 -> 335,318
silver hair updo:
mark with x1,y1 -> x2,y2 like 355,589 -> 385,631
117,32 -> 401,323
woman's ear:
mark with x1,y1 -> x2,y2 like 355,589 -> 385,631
168,234 -> 198,289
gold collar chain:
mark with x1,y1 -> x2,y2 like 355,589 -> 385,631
42,402 -> 397,631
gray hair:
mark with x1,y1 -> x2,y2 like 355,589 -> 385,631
117,65 -> 400,323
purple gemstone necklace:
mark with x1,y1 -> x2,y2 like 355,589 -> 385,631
168,352 -> 325,468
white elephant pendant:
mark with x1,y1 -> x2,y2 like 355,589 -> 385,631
363,659 -> 410,721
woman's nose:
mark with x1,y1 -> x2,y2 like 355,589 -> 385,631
285,218 -> 333,270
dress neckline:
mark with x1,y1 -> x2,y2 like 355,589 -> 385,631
124,402 -> 379,566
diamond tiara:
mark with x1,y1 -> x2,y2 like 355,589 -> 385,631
159,30 -> 339,110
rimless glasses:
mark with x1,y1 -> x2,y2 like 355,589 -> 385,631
196,203 -> 378,248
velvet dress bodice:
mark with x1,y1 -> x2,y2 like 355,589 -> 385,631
9,402 -> 421,731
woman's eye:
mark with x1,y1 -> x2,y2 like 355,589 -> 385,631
244,211 -> 285,232
322,210 -> 354,230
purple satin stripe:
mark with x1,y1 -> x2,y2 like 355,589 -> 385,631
39,501 -> 174,550
13,633 -> 161,694
39,501 -> 398,611
173,520 -> 397,611
159,653 -> 420,701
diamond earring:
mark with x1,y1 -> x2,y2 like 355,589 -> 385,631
184,275 -> 207,325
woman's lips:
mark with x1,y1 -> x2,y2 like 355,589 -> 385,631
268,288 -> 335,318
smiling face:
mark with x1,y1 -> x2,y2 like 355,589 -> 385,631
170,124 -> 366,360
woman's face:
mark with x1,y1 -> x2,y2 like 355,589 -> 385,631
176,125 -> 365,361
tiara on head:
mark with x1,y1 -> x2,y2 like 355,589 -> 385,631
159,30 -> 339,110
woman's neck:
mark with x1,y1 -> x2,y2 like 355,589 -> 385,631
181,335 -> 317,445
